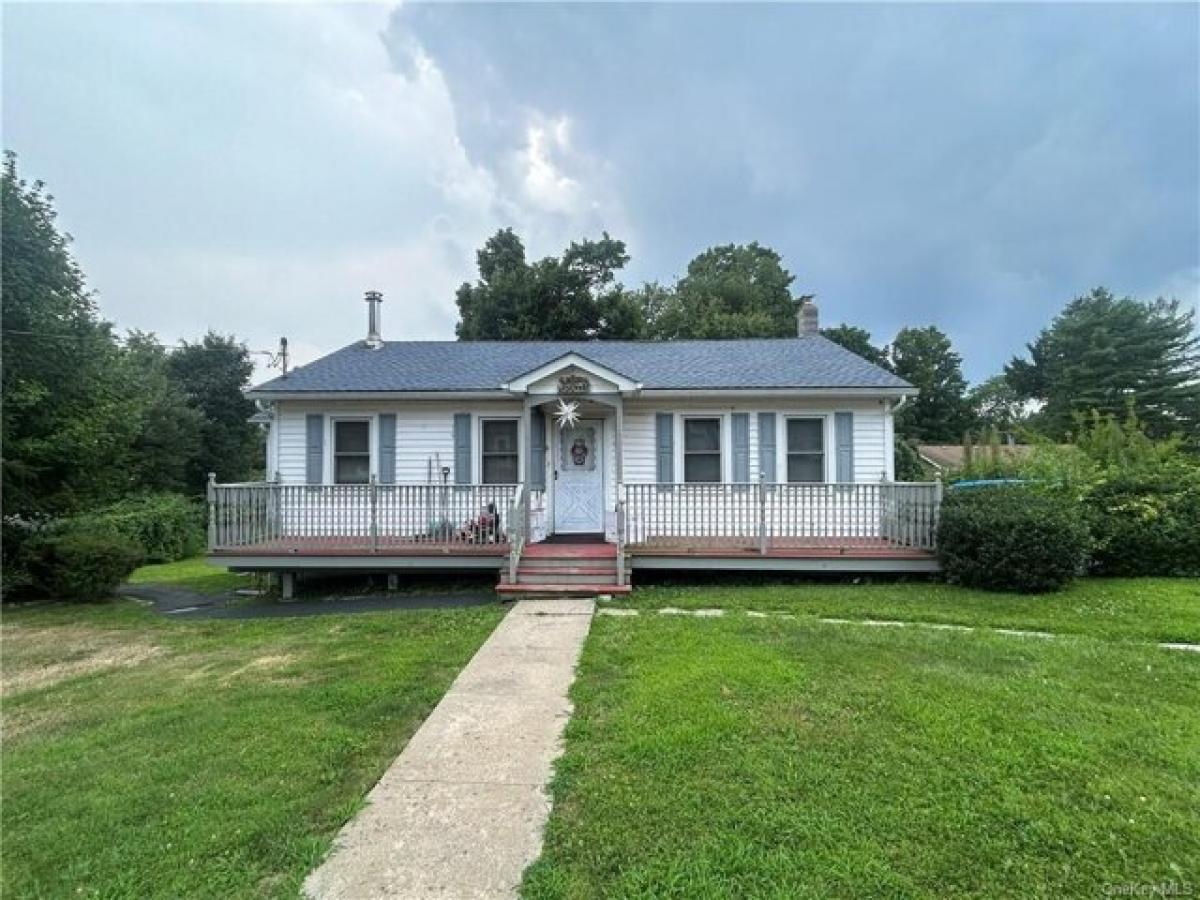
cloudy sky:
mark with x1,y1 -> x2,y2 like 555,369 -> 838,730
4,3 -> 1197,381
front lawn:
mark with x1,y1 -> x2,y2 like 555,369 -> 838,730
526,587 -> 1200,897
1,599 -> 504,899
627,577 -> 1200,644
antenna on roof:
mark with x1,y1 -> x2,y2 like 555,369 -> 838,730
268,336 -> 290,377
365,290 -> 384,349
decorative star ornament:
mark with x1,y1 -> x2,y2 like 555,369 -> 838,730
554,398 -> 580,430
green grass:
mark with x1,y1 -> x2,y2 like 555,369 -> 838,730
1,599 -> 504,899
524,612 -> 1200,898
625,577 -> 1200,644
126,556 -> 246,594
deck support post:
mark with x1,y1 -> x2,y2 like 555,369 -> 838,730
369,474 -> 379,554
757,472 -> 767,556
206,472 -> 217,551
280,572 -> 296,600
387,574 -> 399,591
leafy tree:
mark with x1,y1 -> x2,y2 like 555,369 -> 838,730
455,229 -> 642,339
120,331 -> 205,493
821,323 -> 891,369
967,374 -> 1027,434
890,326 -> 973,442
1,152 -> 139,515
645,243 -> 802,339
1006,288 -> 1200,440
166,332 -> 260,488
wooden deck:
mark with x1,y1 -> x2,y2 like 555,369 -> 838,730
632,536 -> 933,558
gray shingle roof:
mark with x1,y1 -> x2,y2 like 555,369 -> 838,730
250,336 -> 912,394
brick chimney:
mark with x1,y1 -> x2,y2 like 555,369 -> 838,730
364,290 -> 383,349
797,297 -> 819,335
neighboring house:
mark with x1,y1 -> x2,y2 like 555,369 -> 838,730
208,296 -> 942,596
918,443 -> 1039,476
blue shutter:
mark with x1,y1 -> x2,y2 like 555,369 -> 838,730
731,413 -> 750,483
655,413 -> 674,485
453,414 -> 472,485
378,414 -> 396,484
305,414 -> 324,484
758,412 -> 777,483
529,407 -> 547,490
835,411 -> 854,483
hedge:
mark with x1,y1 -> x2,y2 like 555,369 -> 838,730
937,484 -> 1090,593
1086,471 -> 1200,577
70,493 -> 205,564
22,531 -> 144,602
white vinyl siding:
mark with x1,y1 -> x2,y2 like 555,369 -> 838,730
272,396 -> 892,488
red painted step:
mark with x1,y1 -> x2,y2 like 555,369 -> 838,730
523,543 -> 616,559
517,566 -> 618,577
496,582 -> 632,596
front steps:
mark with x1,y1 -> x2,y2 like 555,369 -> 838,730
496,541 -> 632,597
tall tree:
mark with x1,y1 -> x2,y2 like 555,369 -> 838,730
454,228 -> 642,339
890,326 -> 973,442
821,323 -> 891,369
968,374 -> 1027,435
1,152 -> 139,515
166,332 -> 260,488
645,243 -> 802,339
1006,288 -> 1200,439
120,331 -> 205,493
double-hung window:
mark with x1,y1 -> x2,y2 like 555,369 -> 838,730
786,418 -> 825,483
683,417 -> 722,483
481,419 -> 519,485
333,420 -> 370,484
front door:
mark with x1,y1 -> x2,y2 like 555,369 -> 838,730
553,419 -> 605,534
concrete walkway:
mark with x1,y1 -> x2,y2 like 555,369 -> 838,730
304,597 -> 595,900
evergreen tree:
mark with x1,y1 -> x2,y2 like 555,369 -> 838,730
1006,288 -> 1200,440
821,323 -> 891,369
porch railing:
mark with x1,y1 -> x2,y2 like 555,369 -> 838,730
621,481 -> 942,553
507,485 -> 529,582
208,477 -> 517,552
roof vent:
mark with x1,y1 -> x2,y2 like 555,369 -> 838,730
797,297 -> 819,336
364,290 -> 383,349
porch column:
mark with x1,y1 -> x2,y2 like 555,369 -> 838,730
614,395 -> 624,485
521,396 -> 533,485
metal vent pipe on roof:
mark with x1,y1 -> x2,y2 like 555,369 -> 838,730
365,290 -> 383,349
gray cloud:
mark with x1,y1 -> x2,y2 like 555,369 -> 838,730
3,3 -> 1196,383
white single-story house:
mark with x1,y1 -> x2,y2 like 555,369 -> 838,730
208,295 -> 942,596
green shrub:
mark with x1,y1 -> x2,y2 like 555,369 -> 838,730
23,531 -> 144,602
71,493 -> 204,563
937,485 -> 1090,593
1086,470 -> 1200,577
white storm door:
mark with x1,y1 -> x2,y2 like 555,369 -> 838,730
553,419 -> 605,533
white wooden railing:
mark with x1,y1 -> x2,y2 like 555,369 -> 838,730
208,477 -> 517,552
507,485 -> 529,582
621,481 -> 942,552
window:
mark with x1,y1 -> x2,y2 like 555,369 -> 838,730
787,418 -> 825,483
684,417 -> 722,483
333,420 -> 370,484
481,419 -> 519,484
